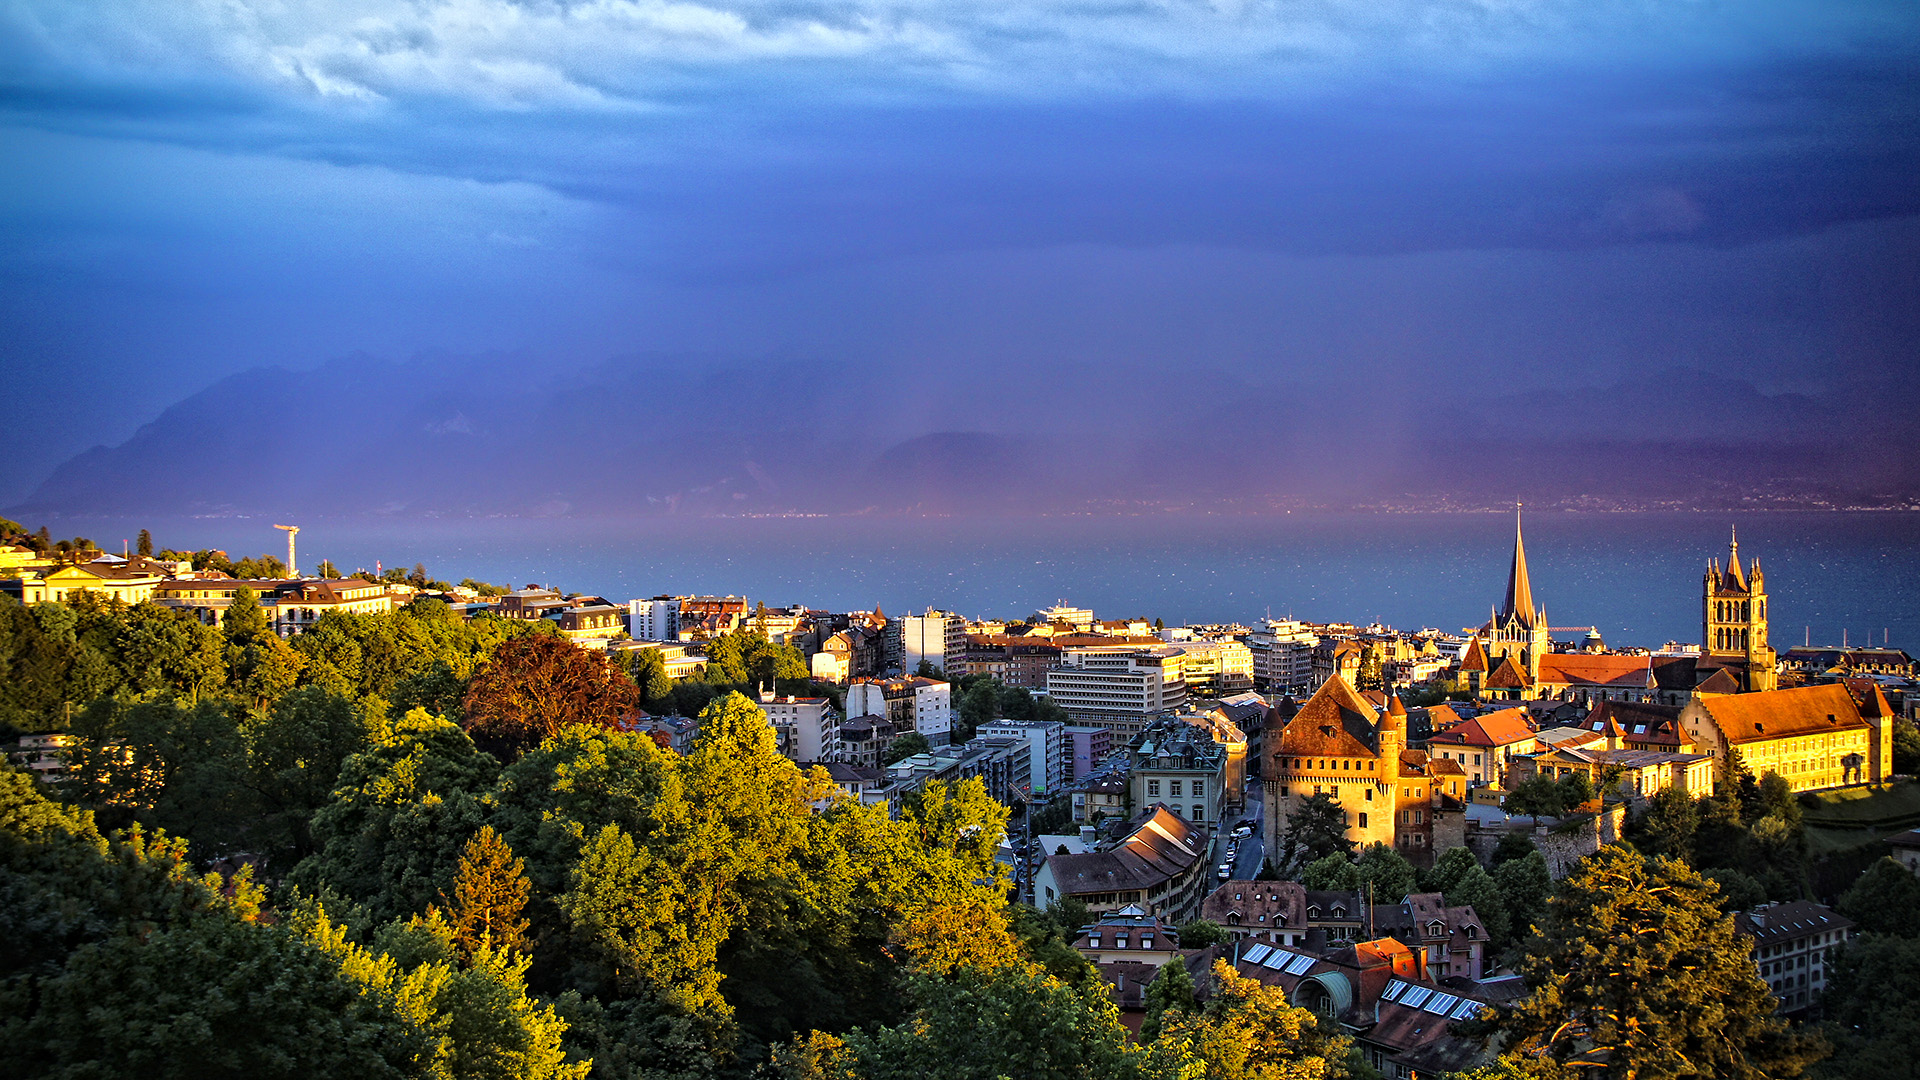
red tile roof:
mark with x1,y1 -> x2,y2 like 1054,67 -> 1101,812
1428,707 -> 1535,749
1698,683 -> 1873,746
1536,653 -> 1654,689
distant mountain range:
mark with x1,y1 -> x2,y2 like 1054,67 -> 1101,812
13,355 -> 1918,518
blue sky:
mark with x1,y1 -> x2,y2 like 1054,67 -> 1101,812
3,0 -> 1917,506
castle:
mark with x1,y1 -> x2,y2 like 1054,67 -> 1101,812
1262,678 -> 1467,861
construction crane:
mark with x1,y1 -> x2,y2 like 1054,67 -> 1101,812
1548,626 -> 1598,633
272,524 -> 300,578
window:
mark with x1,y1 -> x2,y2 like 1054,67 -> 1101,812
1365,788 -> 1373,802
1170,780 -> 1183,797
1358,812 -> 1368,828
1330,786 -> 1338,798
1193,782 -> 1204,799
1148,780 -> 1161,797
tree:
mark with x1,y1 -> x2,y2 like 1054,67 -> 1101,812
1702,867 -> 1766,913
1153,959 -> 1364,1079
885,731 -> 931,764
136,529 -> 153,557
1836,857 -> 1920,938
317,558 -> 341,580
243,685 -> 377,866
443,825 -> 534,959
1817,933 -> 1920,1080
1555,770 -> 1596,810
835,963 -> 1145,1080
1302,852 -> 1362,890
1174,919 -> 1228,950
624,646 -> 673,707
1492,831 -> 1536,866
461,633 -> 639,758
287,709 -> 503,925
1892,718 -> 1920,776
1139,958 -> 1197,1043
1504,775 -> 1563,827
1492,851 -> 1553,950
1284,792 -> 1354,864
1495,845 -> 1822,1080
1355,842 -> 1418,903
1637,787 -> 1699,861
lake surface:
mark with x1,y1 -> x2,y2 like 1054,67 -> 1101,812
49,511 -> 1920,652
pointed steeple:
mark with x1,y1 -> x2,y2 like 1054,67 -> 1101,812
1501,506 -> 1536,629
1724,526 -> 1746,591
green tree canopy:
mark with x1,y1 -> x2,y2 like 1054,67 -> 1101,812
1139,957 -> 1197,1043
1495,845 -> 1822,1080
1284,792 -> 1354,865
1836,857 -> 1920,938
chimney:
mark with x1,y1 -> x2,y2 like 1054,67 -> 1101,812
1080,825 -> 1097,848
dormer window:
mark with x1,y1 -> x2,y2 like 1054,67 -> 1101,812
1307,906 -> 1321,918
1428,921 -> 1446,937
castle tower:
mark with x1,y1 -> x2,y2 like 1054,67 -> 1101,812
1379,690 -> 1407,781
1702,527 -> 1776,692
1487,508 -> 1551,682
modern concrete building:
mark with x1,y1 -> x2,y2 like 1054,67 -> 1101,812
1045,646 -> 1188,738
895,608 -> 968,676
980,718 -> 1067,796
627,598 -> 680,642
757,692 -> 838,765
1064,725 -> 1113,780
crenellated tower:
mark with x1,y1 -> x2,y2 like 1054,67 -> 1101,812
1702,527 -> 1776,692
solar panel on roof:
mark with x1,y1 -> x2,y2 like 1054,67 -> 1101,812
1284,953 -> 1316,975
1450,999 -> 1485,1020
1381,980 -> 1409,1002
1399,987 -> 1433,1008
1243,944 -> 1272,965
1262,949 -> 1291,970
1423,993 -> 1459,1015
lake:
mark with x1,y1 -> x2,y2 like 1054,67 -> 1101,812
47,510 -> 1920,652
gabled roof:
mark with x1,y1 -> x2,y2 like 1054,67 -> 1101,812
1274,676 -> 1379,758
1584,701 -> 1688,748
1698,683 -> 1873,746
1428,707 -> 1535,749
1043,806 -> 1203,897
1484,655 -> 1532,689
1459,637 -> 1490,673
1696,667 -> 1744,695
1536,653 -> 1654,689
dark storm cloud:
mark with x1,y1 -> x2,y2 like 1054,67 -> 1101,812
1,0 -> 1917,508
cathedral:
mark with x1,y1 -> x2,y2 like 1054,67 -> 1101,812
1702,528 -> 1777,692
1458,510 -> 1550,698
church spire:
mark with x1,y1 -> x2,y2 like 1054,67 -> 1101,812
1501,505 -> 1536,629
1724,526 -> 1746,590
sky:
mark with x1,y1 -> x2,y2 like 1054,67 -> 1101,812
3,0 -> 1918,509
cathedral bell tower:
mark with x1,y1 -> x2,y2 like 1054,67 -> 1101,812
1702,527 -> 1776,692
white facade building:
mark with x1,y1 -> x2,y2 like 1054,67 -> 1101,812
846,676 -> 954,747
1045,647 -> 1189,738
1244,620 -> 1320,692
627,598 -> 680,642
1032,603 -> 1096,631
758,693 -> 839,764
897,609 -> 968,676
979,718 -> 1067,796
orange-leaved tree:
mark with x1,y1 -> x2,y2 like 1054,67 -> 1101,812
443,824 -> 533,960
460,633 -> 638,758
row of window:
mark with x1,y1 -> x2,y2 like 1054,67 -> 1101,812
1281,757 -> 1377,772
1144,780 -> 1206,798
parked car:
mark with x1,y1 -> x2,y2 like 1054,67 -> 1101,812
1232,824 -> 1255,839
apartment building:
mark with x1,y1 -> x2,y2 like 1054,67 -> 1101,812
1737,901 -> 1854,1013
979,718 -> 1067,796
1045,646 -> 1189,738
894,609 -> 968,675
846,675 -> 954,746
757,692 -> 838,765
